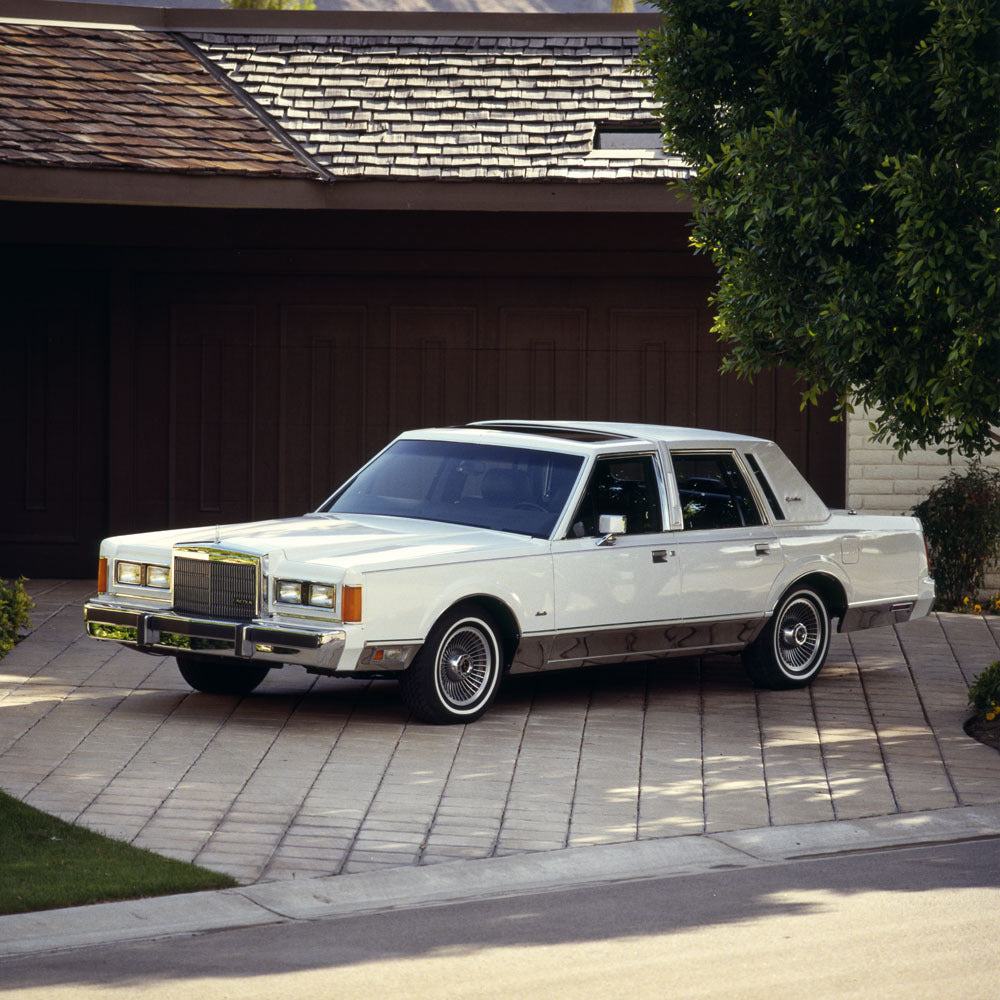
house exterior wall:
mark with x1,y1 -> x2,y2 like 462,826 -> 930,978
847,407 -> 1000,594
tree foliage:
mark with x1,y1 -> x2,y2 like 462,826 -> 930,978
636,0 -> 1000,457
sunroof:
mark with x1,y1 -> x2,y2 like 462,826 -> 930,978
470,423 -> 631,442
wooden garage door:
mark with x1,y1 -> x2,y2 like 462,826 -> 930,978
109,271 -> 844,536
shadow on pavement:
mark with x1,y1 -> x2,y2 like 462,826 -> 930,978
1,838 -> 998,994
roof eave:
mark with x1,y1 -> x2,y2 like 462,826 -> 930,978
0,164 -> 693,213
1,1 -> 664,36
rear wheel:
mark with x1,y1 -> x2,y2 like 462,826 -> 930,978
398,604 -> 503,724
743,586 -> 830,689
176,654 -> 270,695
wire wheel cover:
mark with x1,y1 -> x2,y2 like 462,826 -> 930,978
436,624 -> 495,708
775,596 -> 824,674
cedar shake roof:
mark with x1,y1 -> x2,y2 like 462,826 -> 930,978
192,29 -> 684,183
0,5 -> 689,208
0,23 -> 320,178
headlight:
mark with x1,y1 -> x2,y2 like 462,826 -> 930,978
115,561 -> 143,586
307,584 -> 336,609
115,561 -> 171,589
115,560 -> 170,590
275,580 -> 336,609
276,580 -> 304,604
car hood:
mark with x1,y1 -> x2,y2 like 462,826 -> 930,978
120,513 -> 545,571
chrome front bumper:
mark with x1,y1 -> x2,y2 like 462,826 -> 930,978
84,601 -> 347,671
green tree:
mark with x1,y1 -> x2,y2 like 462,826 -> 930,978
221,0 -> 315,9
636,0 -> 1000,457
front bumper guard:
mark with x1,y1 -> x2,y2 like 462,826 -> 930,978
84,601 -> 347,671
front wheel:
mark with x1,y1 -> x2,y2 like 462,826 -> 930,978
176,654 -> 270,695
398,604 -> 503,724
742,586 -> 830,689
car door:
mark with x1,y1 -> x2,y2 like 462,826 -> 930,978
669,451 -> 784,624
549,453 -> 682,666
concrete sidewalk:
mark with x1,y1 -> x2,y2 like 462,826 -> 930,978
2,579 -> 1000,956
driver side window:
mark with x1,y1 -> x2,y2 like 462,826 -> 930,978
569,455 -> 663,537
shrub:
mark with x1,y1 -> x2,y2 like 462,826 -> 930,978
0,577 -> 33,658
913,463 -> 1000,610
968,661 -> 1000,721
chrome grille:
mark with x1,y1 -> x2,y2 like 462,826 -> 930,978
173,556 -> 259,622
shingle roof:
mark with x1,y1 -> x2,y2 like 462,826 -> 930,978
0,23 -> 319,178
192,30 -> 684,182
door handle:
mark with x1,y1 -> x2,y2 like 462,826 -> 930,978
652,549 -> 675,563
755,543 -> 770,556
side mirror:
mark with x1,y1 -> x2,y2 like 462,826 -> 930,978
597,514 -> 626,546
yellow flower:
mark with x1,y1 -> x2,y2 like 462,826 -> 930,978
974,604 -> 983,615
963,596 -> 970,606
988,712 -> 997,722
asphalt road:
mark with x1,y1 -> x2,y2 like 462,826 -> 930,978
1,838 -> 998,1000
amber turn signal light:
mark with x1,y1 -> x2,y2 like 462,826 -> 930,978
341,585 -> 362,623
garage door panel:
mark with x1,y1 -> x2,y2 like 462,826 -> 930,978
610,309 -> 698,425
0,271 -> 108,577
170,304 -> 255,526
280,306 -> 366,511
390,307 -> 477,432
497,308 -> 586,419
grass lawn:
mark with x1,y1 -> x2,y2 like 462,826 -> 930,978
0,790 -> 238,915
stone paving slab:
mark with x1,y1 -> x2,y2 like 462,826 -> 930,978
2,580 -> 999,886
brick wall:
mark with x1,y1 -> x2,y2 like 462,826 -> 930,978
846,407 -> 1000,593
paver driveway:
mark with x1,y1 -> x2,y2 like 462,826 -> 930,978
2,580 -> 999,883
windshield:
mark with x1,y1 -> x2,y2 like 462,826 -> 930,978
321,439 -> 584,538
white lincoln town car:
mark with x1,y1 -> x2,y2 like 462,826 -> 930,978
84,421 -> 935,723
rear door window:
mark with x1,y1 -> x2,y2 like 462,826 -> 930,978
672,453 -> 764,530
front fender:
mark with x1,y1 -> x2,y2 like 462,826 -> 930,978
362,553 -> 550,647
